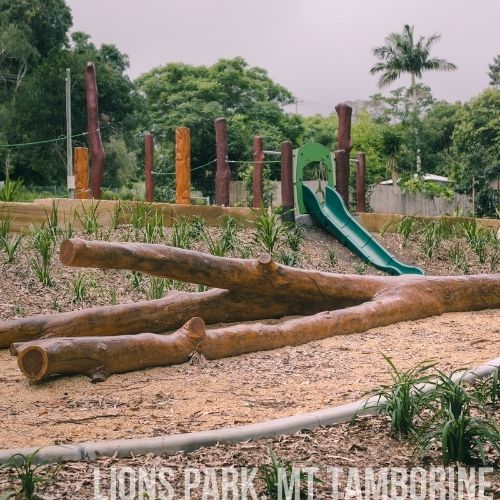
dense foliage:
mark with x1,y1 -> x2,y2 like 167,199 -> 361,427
0,7 -> 499,216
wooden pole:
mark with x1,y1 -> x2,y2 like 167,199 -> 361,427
281,141 -> 295,223
85,62 -> 105,200
145,134 -> 154,202
215,118 -> 230,206
335,103 -> 352,205
74,147 -> 89,199
356,152 -> 366,213
175,127 -> 191,205
334,149 -> 349,207
65,68 -> 74,199
253,136 -> 264,207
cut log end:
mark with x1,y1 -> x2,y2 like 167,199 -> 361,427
186,317 -> 205,340
18,346 -> 48,382
59,239 -> 78,266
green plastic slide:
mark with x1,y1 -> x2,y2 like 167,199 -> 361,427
302,184 -> 424,276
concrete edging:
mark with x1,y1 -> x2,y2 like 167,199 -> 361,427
1,356 -> 500,465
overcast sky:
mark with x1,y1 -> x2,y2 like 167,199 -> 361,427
65,0 -> 500,116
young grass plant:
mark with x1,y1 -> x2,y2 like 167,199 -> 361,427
327,248 -> 337,268
285,223 -> 304,252
251,201 -> 288,256
170,217 -> 193,249
0,172 -> 23,202
258,441 -> 321,500
0,234 -> 23,262
413,368 -> 500,465
276,250 -> 299,268
0,448 -> 58,500
72,272 -> 88,302
449,242 -> 469,274
360,354 -> 437,436
396,215 -> 419,247
147,276 -> 168,300
30,225 -> 56,286
74,200 -> 101,238
0,208 -> 12,238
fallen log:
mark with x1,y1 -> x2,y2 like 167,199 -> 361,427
59,239 -> 385,304
17,317 -> 206,382
14,272 -> 500,382
1,286 -> 336,349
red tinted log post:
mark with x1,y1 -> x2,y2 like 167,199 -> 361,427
356,152 -> 366,213
74,147 -> 89,200
253,136 -> 264,208
85,62 -> 105,200
175,127 -> 191,205
335,103 -> 353,206
281,141 -> 295,223
215,118 -> 230,206
334,149 -> 349,207
145,134 -> 154,202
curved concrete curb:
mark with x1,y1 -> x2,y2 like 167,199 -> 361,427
2,357 -> 500,465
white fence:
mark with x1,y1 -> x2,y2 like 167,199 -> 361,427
369,185 -> 473,216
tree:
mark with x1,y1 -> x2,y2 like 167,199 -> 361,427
0,0 -> 72,98
136,57 -> 301,200
450,88 -> 500,216
1,32 -> 143,186
370,24 -> 457,103
380,127 -> 403,185
488,55 -> 500,87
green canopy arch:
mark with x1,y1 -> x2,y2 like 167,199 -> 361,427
292,142 -> 335,214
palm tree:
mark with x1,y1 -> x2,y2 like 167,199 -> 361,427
370,25 -> 457,102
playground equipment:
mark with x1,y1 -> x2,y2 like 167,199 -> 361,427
5,238 -> 500,382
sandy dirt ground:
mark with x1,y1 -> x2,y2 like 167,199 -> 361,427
2,308 -> 499,450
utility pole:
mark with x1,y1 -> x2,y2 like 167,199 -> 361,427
66,68 -> 74,199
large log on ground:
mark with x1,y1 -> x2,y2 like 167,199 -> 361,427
3,285 -> 340,350
15,271 -> 500,382
17,318 -> 206,382
59,239 -> 385,305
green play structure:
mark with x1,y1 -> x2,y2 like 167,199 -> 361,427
292,143 -> 424,276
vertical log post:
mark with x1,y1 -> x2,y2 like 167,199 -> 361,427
335,103 -> 353,206
74,147 -> 89,200
253,136 -> 264,208
175,127 -> 191,205
145,134 -> 155,203
85,62 -> 105,200
334,150 -> 349,207
281,141 -> 295,224
215,118 -> 230,206
356,152 -> 366,213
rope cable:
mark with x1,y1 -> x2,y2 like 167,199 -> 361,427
0,132 -> 89,149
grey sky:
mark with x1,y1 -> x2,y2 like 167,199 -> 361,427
65,0 -> 500,115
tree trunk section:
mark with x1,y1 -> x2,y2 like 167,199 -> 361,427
86,62 -> 105,200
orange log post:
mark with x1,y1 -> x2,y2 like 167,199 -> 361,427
145,134 -> 155,202
175,127 -> 191,205
74,147 -> 89,199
